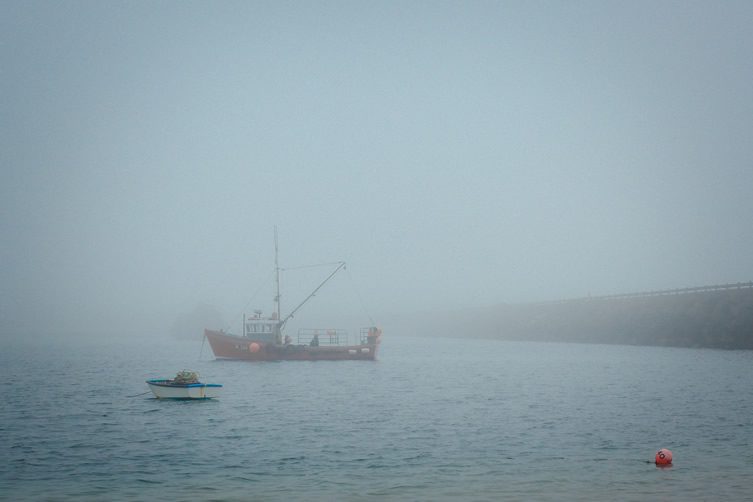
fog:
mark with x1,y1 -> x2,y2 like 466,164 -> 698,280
2,1 -> 753,339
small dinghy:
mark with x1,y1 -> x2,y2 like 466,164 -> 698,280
146,370 -> 222,399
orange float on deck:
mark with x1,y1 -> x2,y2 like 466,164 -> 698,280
249,342 -> 260,353
655,448 -> 673,465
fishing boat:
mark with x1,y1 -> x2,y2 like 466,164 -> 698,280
146,371 -> 223,399
204,229 -> 382,362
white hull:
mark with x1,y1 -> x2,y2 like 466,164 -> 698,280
146,380 -> 222,399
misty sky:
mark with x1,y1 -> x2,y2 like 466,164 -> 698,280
2,1 -> 753,337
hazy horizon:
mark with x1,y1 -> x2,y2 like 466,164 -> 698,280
3,1 -> 753,338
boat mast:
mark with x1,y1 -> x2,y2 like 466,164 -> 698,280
274,226 -> 281,323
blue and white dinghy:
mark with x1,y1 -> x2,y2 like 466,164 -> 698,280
146,370 -> 222,399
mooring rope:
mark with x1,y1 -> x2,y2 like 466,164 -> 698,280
198,332 -> 206,360
127,390 -> 152,398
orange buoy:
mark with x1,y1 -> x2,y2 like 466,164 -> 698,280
249,342 -> 260,353
655,448 -> 672,465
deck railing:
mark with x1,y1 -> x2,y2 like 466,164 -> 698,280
297,328 -> 348,346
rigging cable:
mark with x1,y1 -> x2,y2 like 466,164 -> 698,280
280,261 -> 346,271
224,269 -> 276,332
345,266 -> 376,326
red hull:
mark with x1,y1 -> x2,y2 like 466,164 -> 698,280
204,329 -> 380,361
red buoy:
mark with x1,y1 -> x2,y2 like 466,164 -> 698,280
655,448 -> 673,465
249,342 -> 260,353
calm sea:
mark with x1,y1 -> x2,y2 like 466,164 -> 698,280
1,334 -> 752,501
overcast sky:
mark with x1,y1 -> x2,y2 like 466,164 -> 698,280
2,0 -> 753,337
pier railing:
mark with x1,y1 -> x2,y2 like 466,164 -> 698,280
538,281 -> 753,305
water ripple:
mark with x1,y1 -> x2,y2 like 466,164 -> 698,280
1,336 -> 753,500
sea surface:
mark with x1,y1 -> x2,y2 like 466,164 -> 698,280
1,334 -> 753,501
